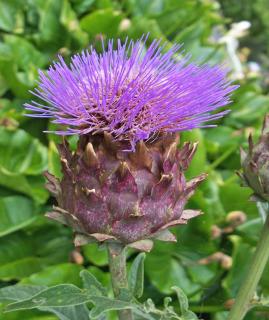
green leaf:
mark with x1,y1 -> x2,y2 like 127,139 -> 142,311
0,233 -> 34,264
0,0 -> 24,33
222,236 -> 254,297
33,0 -> 69,51
5,284 -> 89,311
48,140 -> 62,178
40,305 -> 90,320
172,286 -> 198,319
0,284 -> 90,320
80,9 -> 123,39
72,0 -> 95,15
181,129 -> 207,178
0,172 -> 48,204
0,257 -> 42,280
219,180 -> 258,218
172,286 -> 189,313
128,253 -> 145,298
0,285 -> 46,302
80,269 -> 107,296
89,296 -> 135,319
21,263 -> 83,287
0,127 -> 48,203
0,127 -> 47,175
0,55 -> 31,98
145,254 -> 200,296
4,35 -> 47,71
82,243 -> 108,267
0,196 -> 37,237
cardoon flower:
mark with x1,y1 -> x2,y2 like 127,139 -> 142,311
25,37 -> 237,249
239,114 -> 269,203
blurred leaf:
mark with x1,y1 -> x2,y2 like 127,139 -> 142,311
21,263 -> 83,287
33,0 -> 68,51
0,0 -> 24,33
48,140 -> 62,178
0,196 -> 36,237
80,9 -> 123,39
0,56 -> 31,99
182,129 -> 207,178
219,180 -> 258,217
222,235 -> 254,296
225,90 -> 269,127
4,35 -> 47,71
145,254 -> 200,296
71,0 -> 95,15
0,257 -> 42,280
82,243 -> 108,267
125,0 -> 164,16
128,253 -> 145,298
0,172 -> 48,204
0,127 -> 47,175
0,232 -> 34,264
0,127 -> 48,203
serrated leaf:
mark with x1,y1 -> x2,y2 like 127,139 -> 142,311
80,269 -> 107,296
128,253 -> 145,298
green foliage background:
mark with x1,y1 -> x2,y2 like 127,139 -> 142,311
0,0 -> 268,319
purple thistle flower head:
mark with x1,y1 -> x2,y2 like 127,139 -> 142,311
25,36 -> 237,150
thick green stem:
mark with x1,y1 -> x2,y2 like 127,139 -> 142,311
107,243 -> 133,320
228,214 -> 269,320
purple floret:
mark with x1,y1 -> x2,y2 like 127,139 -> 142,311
24,36 -> 237,150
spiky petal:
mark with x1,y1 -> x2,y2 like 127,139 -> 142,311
25,36 -> 237,151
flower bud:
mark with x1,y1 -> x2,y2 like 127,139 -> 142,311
45,133 -> 206,249
239,114 -> 269,202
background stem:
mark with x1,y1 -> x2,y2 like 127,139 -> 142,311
228,214 -> 269,320
107,243 -> 133,320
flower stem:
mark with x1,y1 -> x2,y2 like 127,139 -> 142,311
107,243 -> 133,320
228,214 -> 269,320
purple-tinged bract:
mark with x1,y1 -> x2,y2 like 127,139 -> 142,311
239,114 -> 269,203
25,36 -> 237,150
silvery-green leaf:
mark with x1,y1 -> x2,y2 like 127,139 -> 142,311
5,284 -> 90,311
80,269 -> 107,296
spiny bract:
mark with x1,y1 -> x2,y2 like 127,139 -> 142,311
239,114 -> 269,203
45,133 -> 206,248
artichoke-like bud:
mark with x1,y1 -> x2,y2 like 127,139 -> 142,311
45,133 -> 206,249
24,36 -> 236,250
239,114 -> 269,202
